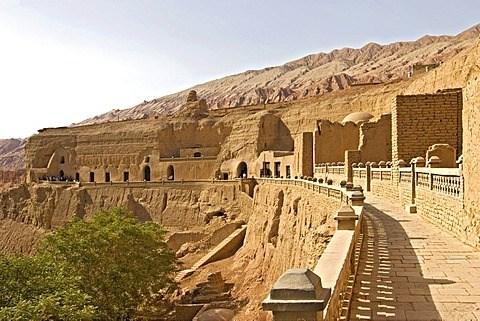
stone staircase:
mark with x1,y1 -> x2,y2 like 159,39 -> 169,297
176,225 -> 247,281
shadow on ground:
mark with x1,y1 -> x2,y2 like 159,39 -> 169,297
349,204 -> 455,321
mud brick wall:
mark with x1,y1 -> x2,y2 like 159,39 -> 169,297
392,91 -> 462,164
415,187 -> 466,244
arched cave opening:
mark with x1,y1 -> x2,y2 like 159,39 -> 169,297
167,165 -> 174,181
236,162 -> 248,178
144,166 -> 151,181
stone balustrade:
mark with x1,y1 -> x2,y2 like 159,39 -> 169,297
259,177 -> 365,321
415,167 -> 463,198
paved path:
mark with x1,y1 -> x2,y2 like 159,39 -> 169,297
350,195 -> 480,321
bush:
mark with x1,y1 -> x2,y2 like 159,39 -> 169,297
294,176 -> 298,179
313,178 -> 318,182
319,178 -> 324,183
340,180 -> 347,187
327,179 -> 333,185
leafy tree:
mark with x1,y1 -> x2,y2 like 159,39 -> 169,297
0,255 -> 96,321
0,208 -> 177,321
39,208 -> 177,320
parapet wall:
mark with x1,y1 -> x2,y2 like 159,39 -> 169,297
348,165 -> 475,248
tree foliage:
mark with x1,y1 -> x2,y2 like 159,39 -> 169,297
0,208 -> 177,321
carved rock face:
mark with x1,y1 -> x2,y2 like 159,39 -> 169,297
187,90 -> 198,102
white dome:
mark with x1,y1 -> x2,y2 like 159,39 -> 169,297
342,112 -> 374,124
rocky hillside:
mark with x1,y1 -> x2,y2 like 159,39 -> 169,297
79,24 -> 480,125
0,139 -> 25,170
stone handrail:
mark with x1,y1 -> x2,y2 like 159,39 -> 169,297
158,156 -> 217,161
315,165 -> 344,175
260,177 -> 365,321
370,167 -> 392,181
352,167 -> 367,179
256,177 -> 349,203
415,167 -> 462,198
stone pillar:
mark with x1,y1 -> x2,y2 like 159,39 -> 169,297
334,205 -> 358,230
262,268 -> 331,321
366,164 -> 371,192
345,150 -> 361,184
405,160 -> 417,214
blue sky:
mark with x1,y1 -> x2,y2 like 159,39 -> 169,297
0,0 -> 479,138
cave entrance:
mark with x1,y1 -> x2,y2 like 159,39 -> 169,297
59,170 -> 64,178
167,165 -> 174,181
236,161 -> 248,178
143,166 -> 151,182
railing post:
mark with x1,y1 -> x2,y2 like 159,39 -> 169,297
262,268 -> 331,321
366,165 -> 371,192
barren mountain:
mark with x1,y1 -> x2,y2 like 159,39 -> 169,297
78,24 -> 480,125
0,139 -> 25,170
1,24 -> 480,172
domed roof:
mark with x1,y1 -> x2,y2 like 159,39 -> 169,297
342,112 -> 374,124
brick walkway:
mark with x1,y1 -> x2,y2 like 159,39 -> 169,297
350,195 -> 480,321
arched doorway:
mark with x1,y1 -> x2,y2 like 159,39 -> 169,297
237,162 -> 248,178
59,170 -> 65,178
143,166 -> 151,181
167,165 -> 174,180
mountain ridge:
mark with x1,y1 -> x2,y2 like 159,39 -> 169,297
77,24 -> 480,125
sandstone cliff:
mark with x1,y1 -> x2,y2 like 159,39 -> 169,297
180,183 -> 341,321
0,182 -> 246,255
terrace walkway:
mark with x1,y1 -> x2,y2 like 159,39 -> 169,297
350,195 -> 480,321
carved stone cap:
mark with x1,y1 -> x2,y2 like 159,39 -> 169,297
350,191 -> 365,204
352,185 -> 363,192
271,268 -> 323,300
397,159 -> 407,167
411,156 -> 426,166
335,205 -> 358,220
427,156 -> 441,165
263,268 -> 331,312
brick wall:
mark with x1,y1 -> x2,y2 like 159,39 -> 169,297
359,114 -> 392,162
314,120 -> 359,164
392,91 -> 462,164
415,187 -> 466,243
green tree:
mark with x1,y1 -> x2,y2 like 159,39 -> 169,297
38,208 -> 177,320
0,255 -> 96,321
